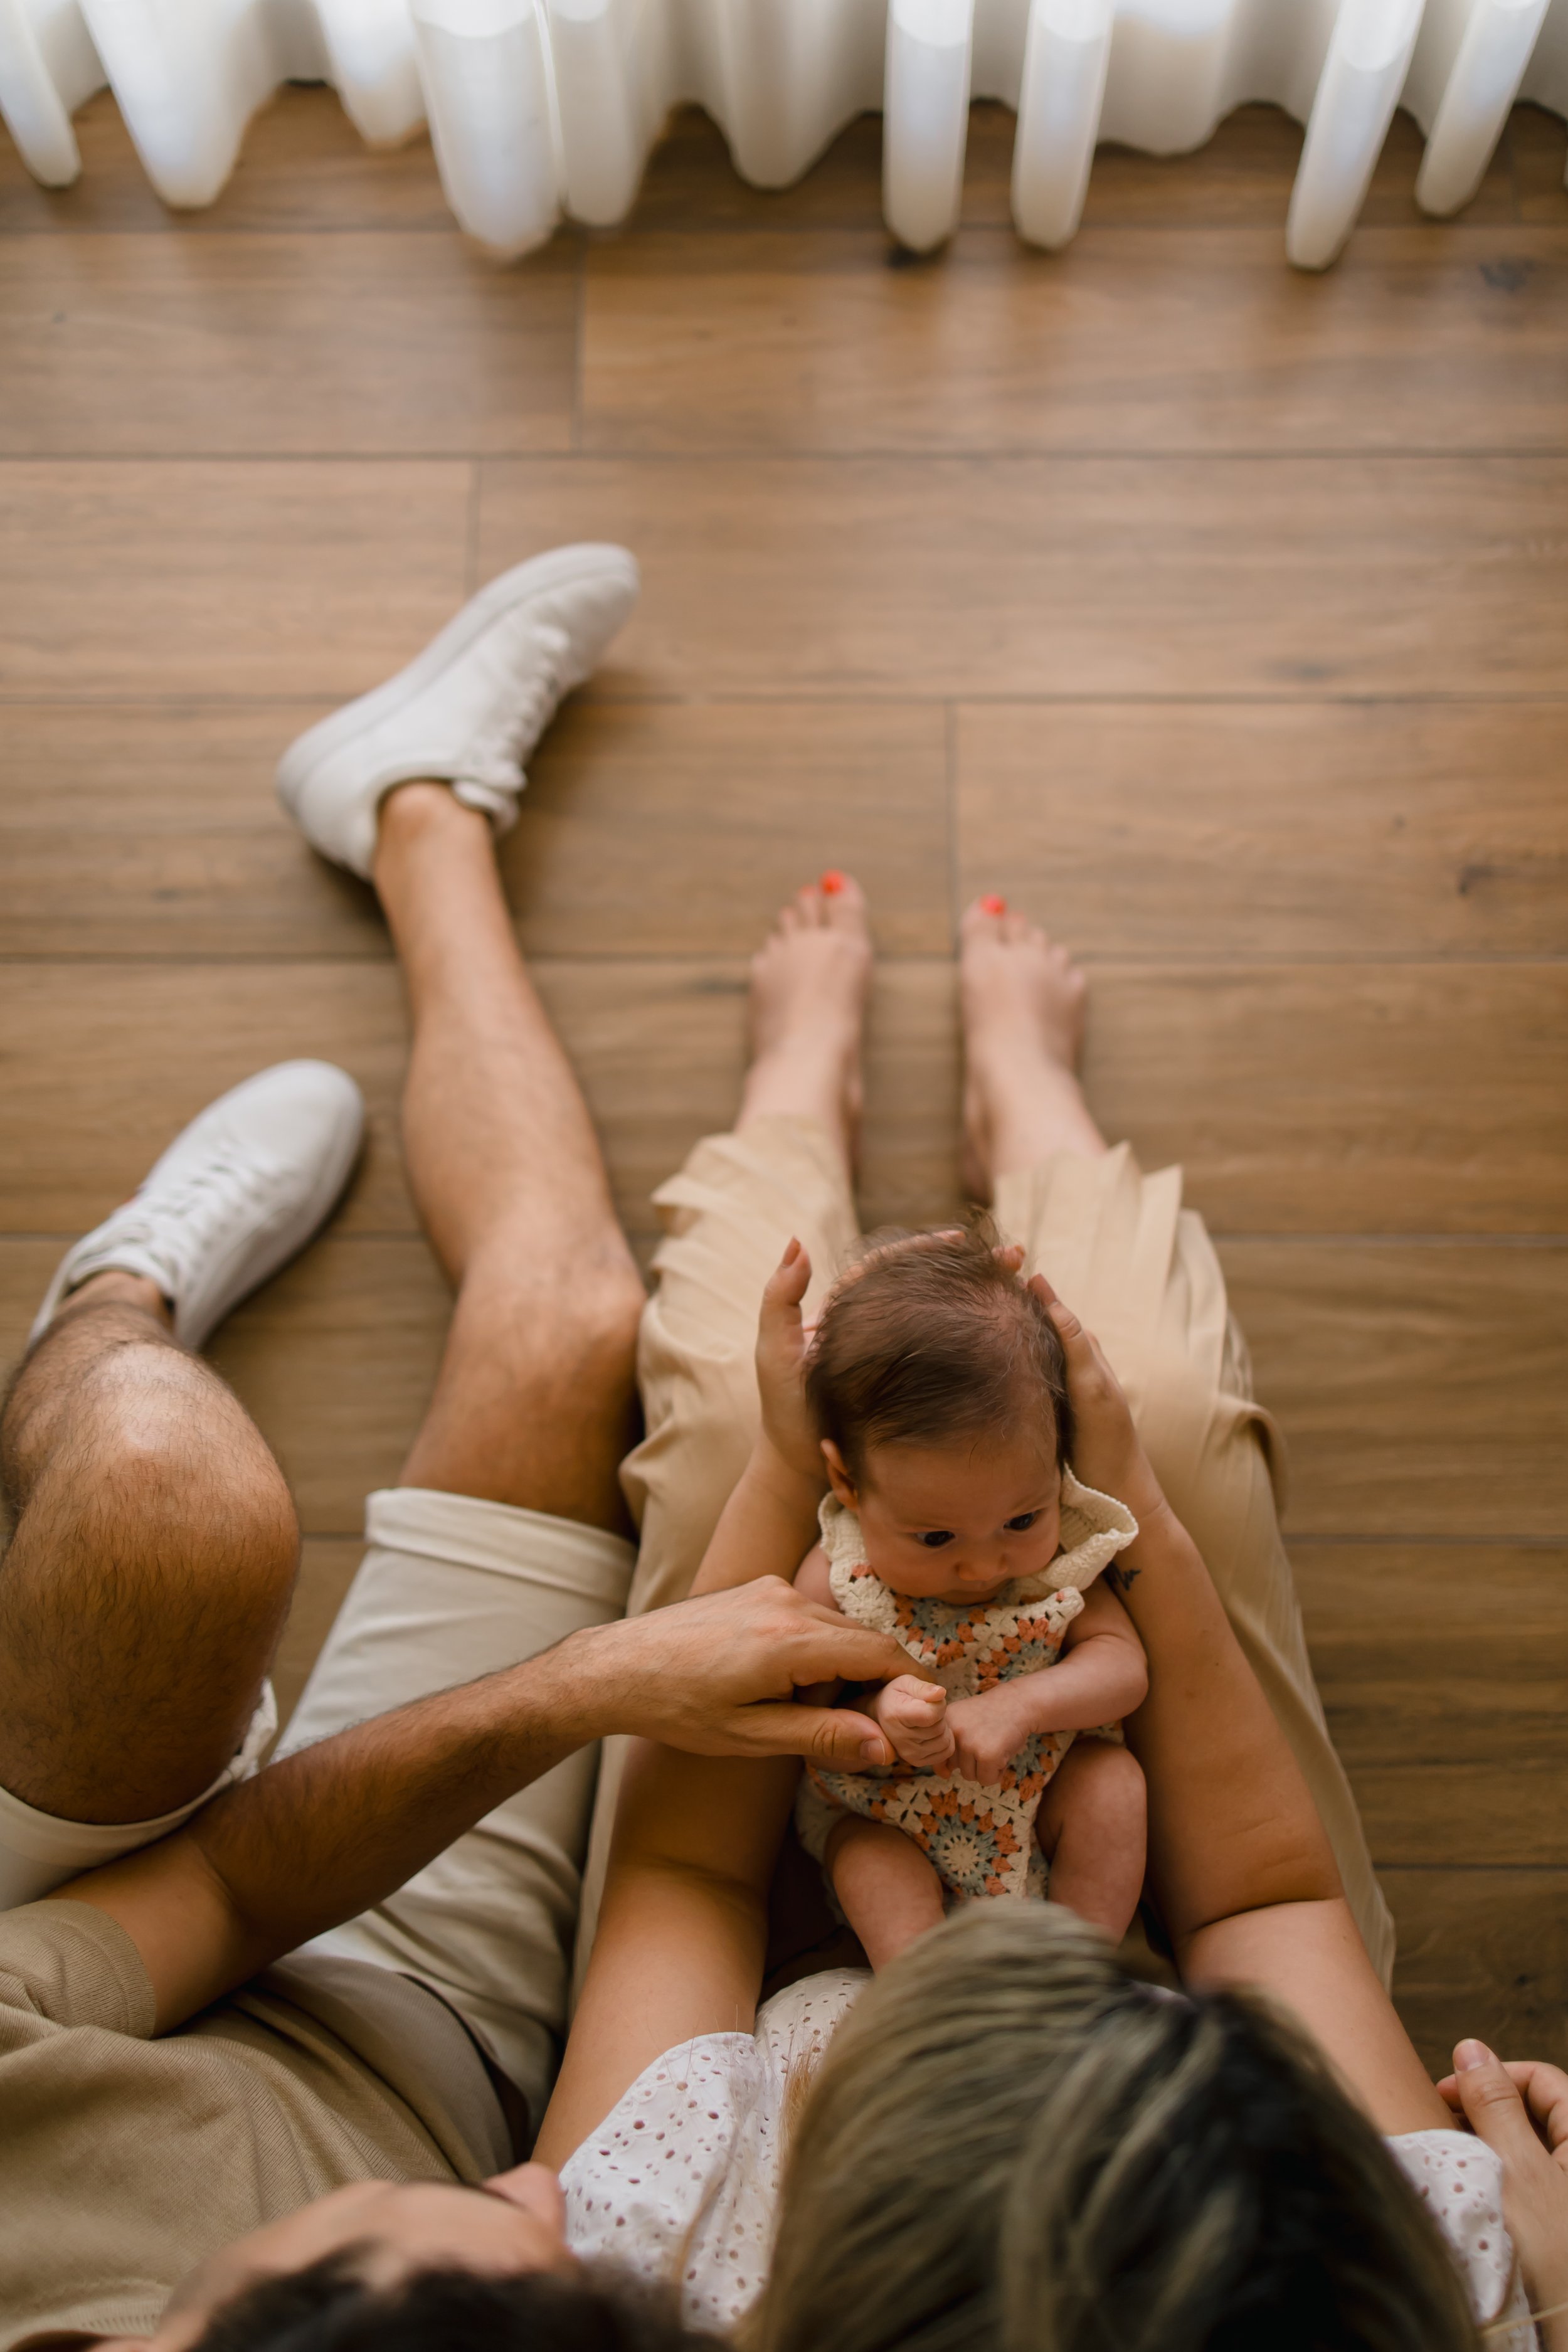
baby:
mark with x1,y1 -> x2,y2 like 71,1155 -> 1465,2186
793,1226 -> 1150,1970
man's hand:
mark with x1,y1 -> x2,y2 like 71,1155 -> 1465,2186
1438,2044 -> 1568,2349
945,1685 -> 1035,1785
568,1578 -> 924,1767
869,1673 -> 954,1769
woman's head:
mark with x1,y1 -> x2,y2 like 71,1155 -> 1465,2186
805,1226 -> 1073,1603
757,1906 -> 1481,2352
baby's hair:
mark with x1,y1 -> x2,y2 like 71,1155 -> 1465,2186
804,1219 -> 1073,1485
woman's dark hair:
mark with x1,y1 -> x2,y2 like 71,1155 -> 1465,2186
193,2252 -> 718,2352
755,1905 -> 1483,2352
805,1222 -> 1073,1483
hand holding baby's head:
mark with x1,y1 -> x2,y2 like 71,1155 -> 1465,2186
804,1224 -> 1073,1607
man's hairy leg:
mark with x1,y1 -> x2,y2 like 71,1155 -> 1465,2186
374,784 -> 645,1534
0,1274 -> 297,1822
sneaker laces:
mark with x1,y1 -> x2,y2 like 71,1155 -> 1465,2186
458,619 -> 576,797
84,1143 -> 288,1296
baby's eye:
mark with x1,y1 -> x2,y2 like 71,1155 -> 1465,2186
1004,1512 -> 1039,1532
915,1530 -> 955,1550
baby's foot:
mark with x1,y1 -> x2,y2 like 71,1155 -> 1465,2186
738,872 -> 873,1172
960,895 -> 1103,1201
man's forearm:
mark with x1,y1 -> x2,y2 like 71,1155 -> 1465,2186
58,1581 -> 919,2030
64,1626 -> 618,2030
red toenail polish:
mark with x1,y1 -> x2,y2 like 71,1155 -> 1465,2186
820,870 -> 845,894
981,894 -> 1007,915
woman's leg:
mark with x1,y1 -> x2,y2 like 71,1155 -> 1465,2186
573,877 -> 873,1988
960,898 -> 1395,1985
618,876 -> 872,1619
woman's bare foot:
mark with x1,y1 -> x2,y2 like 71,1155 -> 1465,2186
960,896 -> 1106,1201
737,872 -> 873,1173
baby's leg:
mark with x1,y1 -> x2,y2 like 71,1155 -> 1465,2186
1037,1739 -> 1147,1942
825,1813 -> 946,1970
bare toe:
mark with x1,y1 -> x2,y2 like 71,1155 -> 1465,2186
958,896 -> 1102,1197
739,874 -> 874,1170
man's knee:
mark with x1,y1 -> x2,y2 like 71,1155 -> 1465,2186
6,1342 -> 298,1618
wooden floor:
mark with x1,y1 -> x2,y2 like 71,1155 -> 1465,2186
1,88 -> 1565,2072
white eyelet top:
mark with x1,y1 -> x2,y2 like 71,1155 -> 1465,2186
560,1969 -> 1537,2346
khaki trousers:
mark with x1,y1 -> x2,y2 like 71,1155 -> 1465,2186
576,1116 -> 1393,1994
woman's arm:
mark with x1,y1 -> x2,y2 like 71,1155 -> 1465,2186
534,1741 -> 800,2167
1032,1276 -> 1449,2135
538,1245 -> 907,2166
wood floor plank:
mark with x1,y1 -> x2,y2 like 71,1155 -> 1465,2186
477,453 -> 1568,699
0,958 -> 961,1245
0,233 -> 576,457
1081,99 -> 1518,232
1220,1242 -> 1568,1538
1354,1764 -> 1567,1868
7,958 -> 1560,1239
583,225 -> 1568,456
0,87 -> 455,236
956,701 -> 1568,959
0,461 -> 472,699
11,697 -> 1565,972
0,698 -> 951,959
1513,102 -> 1568,225
1084,964 -> 1568,1234
0,961 -> 416,1234
512,701 -> 952,956
1385,1870 -> 1567,2072
1295,1542 -> 1568,1762
624,100 -> 1518,239
0,702 -> 386,959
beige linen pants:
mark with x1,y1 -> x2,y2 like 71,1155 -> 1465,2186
576,1115 -> 1393,1993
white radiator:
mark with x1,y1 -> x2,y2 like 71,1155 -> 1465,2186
1,0 -> 1563,265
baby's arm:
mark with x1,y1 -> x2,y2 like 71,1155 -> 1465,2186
794,1549 -> 952,1767
946,1581 -> 1149,1784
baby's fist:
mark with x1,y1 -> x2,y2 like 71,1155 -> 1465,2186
876,1675 -> 955,1769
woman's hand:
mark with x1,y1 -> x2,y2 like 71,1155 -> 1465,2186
871,1675 -> 955,1769
755,1237 -> 826,1481
1025,1270 -> 1165,1523
1437,2043 -> 1568,2348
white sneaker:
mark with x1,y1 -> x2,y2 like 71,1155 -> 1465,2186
30,1061 -> 364,1353
277,543 -> 640,879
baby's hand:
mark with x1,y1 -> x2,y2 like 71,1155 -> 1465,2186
945,1690 -> 1032,1786
872,1675 -> 955,1770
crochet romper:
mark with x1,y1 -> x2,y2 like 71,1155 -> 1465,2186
795,1470 -> 1138,1904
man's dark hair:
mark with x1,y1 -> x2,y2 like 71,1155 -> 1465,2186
805,1221 -> 1073,1483
192,2252 -> 719,2352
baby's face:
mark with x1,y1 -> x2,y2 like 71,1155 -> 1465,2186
834,1429 -> 1063,1605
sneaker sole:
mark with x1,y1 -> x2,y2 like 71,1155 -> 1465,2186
277,543 -> 640,813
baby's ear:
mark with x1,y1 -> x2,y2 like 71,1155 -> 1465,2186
822,1439 -> 859,1507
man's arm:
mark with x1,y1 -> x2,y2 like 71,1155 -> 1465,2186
55,1581 -> 914,2033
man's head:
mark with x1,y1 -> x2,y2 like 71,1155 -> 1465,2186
121,2168 -> 710,2352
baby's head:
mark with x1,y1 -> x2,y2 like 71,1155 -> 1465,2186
805,1226 -> 1074,1606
